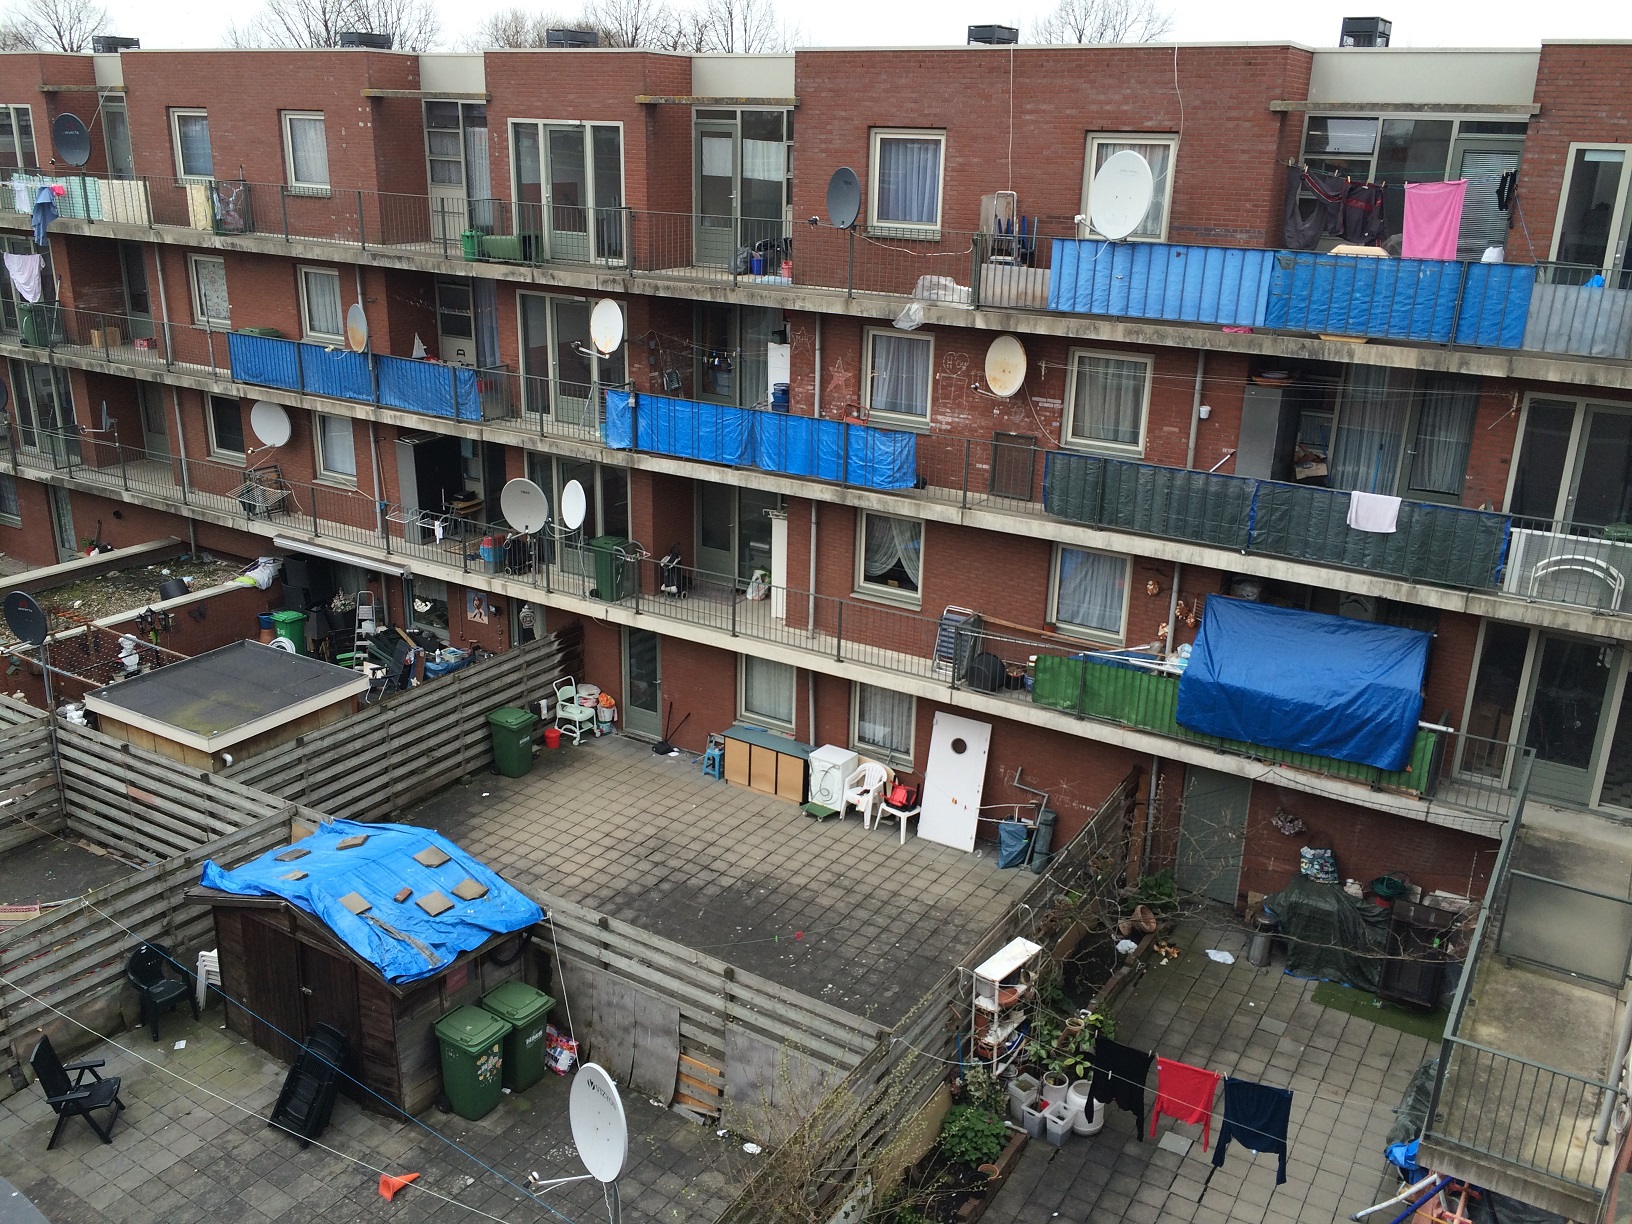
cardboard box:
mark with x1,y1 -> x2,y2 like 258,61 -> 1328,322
90,325 -> 123,349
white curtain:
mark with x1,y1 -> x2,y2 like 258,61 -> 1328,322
193,257 -> 228,323
175,113 -> 212,178
302,269 -> 343,338
318,414 -> 356,478
876,137 -> 941,225
1056,548 -> 1125,634
856,684 -> 913,758
1070,354 -> 1146,446
287,116 -> 329,187
1331,366 -> 1412,493
869,333 -> 931,417
743,656 -> 794,725
743,139 -> 786,183
1094,140 -> 1171,238
1409,376 -> 1477,496
862,514 -> 922,590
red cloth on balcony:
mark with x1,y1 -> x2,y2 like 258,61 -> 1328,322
1151,1056 -> 1222,1148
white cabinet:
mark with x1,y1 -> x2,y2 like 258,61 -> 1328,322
971,936 -> 1042,1073
807,745 -> 858,810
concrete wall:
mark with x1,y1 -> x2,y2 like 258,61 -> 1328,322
1306,48 -> 1539,107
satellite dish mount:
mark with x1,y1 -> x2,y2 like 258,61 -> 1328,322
524,1063 -> 629,1224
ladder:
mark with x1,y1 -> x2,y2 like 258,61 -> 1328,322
341,592 -> 378,669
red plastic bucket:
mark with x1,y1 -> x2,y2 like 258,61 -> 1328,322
543,727 -> 561,750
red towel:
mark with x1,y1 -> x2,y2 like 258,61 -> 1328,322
1151,1056 -> 1222,1148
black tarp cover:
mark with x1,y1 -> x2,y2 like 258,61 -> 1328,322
1264,875 -> 1390,991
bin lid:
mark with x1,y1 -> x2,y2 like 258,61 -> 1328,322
481,981 -> 555,1025
435,1004 -> 512,1051
270,610 -> 309,624
487,706 -> 538,731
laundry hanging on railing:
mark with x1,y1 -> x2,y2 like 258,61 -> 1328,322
3,252 -> 43,303
1282,168 -> 1384,249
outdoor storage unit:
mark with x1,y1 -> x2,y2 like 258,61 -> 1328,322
435,1006 -> 511,1119
487,707 -> 538,778
722,724 -> 810,802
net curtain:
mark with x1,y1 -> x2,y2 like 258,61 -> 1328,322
876,138 -> 941,225
863,515 -> 921,588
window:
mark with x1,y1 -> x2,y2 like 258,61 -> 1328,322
170,109 -> 213,180
101,97 -> 133,178
8,360 -> 74,456
189,255 -> 229,325
1051,546 -> 1128,641
740,655 -> 795,729
1084,136 -> 1176,241
1064,350 -> 1151,453
0,104 -> 38,171
412,576 -> 450,640
864,329 -> 932,421
518,293 -> 626,426
524,453 -> 628,575
511,120 -> 625,262
208,395 -> 245,457
282,112 -> 329,192
299,267 -> 343,340
0,473 -> 20,526
869,129 -> 944,234
856,512 -> 922,604
426,101 -> 466,186
316,414 -> 356,480
854,683 -> 914,766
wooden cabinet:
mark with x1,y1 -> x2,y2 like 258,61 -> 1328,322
721,725 -> 809,804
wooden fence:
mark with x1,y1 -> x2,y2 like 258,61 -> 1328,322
0,721 -> 62,855
223,626 -> 582,819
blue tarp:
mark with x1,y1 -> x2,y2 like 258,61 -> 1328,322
1048,238 -> 1274,328
199,819 -> 543,984
299,344 -> 373,403
227,332 -> 301,392
1175,596 -> 1430,772
378,354 -> 481,420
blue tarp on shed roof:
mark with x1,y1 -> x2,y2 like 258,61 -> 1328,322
1175,597 -> 1430,773
200,819 -> 543,984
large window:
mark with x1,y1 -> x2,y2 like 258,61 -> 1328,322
864,329 -> 932,421
412,576 -> 450,641
8,361 -> 74,456
0,104 -> 37,171
189,255 -> 229,325
869,129 -> 944,234
1064,350 -> 1151,453
1327,367 -> 1479,501
316,414 -> 356,480
299,267 -> 344,340
511,120 -> 625,263
856,512 -> 922,605
1509,397 -> 1632,530
208,395 -> 245,458
170,109 -> 213,180
0,473 -> 19,526
854,683 -> 914,766
740,655 -> 795,730
1051,546 -> 1128,641
283,112 -> 330,192
524,452 -> 628,577
1083,135 -> 1176,241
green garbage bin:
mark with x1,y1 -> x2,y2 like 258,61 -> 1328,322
434,1005 -> 512,1120
269,609 -> 308,655
461,229 -> 483,261
237,326 -> 284,338
487,706 -> 537,778
589,535 -> 633,602
19,302 -> 53,348
480,981 -> 556,1092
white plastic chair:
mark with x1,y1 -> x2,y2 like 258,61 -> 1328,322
554,676 -> 597,746
874,783 -> 923,845
842,760 -> 891,825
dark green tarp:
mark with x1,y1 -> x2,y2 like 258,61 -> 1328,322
1265,874 -> 1390,991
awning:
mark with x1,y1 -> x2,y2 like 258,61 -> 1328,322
273,536 -> 410,578
1175,596 -> 1430,772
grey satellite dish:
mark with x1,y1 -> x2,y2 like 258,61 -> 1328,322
984,335 -> 1027,398
500,478 -> 550,534
3,592 -> 48,646
345,303 -> 369,354
570,1063 -> 629,1184
51,114 -> 92,168
267,636 -> 296,653
561,479 -> 588,532
589,299 -> 624,357
249,400 -> 291,448
1089,149 -> 1155,242
826,167 -> 862,230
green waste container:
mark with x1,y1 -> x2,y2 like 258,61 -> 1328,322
487,706 -> 537,778
237,326 -> 284,338
589,535 -> 633,602
434,1005 -> 512,1120
19,302 -> 53,348
269,609 -> 308,655
461,229 -> 483,261
480,981 -> 556,1092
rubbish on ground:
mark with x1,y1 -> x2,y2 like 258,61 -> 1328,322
173,1040 -> 186,1050
1206,950 -> 1235,965
742,1142 -> 762,1154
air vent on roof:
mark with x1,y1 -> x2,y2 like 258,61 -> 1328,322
91,35 -> 139,53
1339,17 -> 1391,47
968,24 -> 1019,45
546,28 -> 600,47
338,30 -> 393,49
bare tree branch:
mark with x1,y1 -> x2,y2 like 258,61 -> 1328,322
227,0 -> 440,51
1029,0 -> 1172,44
1,0 -> 108,51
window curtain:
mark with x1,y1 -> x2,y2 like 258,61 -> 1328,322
303,271 -> 343,337
862,515 -> 922,589
1094,141 -> 1171,238
287,117 -> 329,186
869,333 -> 931,416
194,258 -> 228,323
0,474 -> 18,518
176,114 -> 212,177
1330,366 -> 1412,493
744,657 -> 795,725
1071,354 -> 1146,445
1409,376 -> 1477,496
319,415 -> 356,478
1057,547 -> 1125,633
857,684 -> 913,758
877,138 -> 940,225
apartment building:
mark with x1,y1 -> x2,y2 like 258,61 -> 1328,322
3,35 -> 1632,1215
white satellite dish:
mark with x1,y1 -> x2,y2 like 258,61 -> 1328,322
500,478 -> 550,533
1089,149 -> 1155,242
984,335 -> 1027,398
249,401 -> 292,448
570,1063 -> 628,1184
267,636 -> 296,653
561,479 -> 588,532
589,299 -> 624,356
345,303 -> 369,354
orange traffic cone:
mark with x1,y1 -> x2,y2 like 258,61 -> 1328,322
378,1172 -> 421,1201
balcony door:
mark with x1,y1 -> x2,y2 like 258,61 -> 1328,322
696,483 -> 777,588
425,101 -> 490,245
512,121 -> 623,265
622,628 -> 662,739
693,109 -> 791,272
1176,768 -> 1249,906
518,293 -> 625,428
1521,635 -> 1621,807
1552,144 -> 1632,285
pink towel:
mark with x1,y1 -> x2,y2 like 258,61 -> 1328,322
1402,180 -> 1467,261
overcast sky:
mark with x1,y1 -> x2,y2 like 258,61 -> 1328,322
86,0 -> 1632,51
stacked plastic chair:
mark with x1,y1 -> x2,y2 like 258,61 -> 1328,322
268,1023 -> 349,1147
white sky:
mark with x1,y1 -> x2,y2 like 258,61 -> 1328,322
88,0 -> 1632,51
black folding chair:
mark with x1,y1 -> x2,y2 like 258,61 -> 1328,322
30,1035 -> 124,1150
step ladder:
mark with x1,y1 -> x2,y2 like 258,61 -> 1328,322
341,592 -> 378,670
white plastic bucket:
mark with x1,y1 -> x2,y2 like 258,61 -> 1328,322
596,704 -> 615,724
576,683 -> 601,707
1043,1100 -> 1073,1146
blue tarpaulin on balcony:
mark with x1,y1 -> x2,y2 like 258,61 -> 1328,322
1176,596 -> 1430,772
1048,239 -> 1273,327
227,332 -> 301,392
603,390 -> 752,466
377,354 -> 481,420
299,344 -> 373,403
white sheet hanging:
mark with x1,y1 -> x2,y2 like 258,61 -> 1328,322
1346,490 -> 1401,534
3,253 -> 43,303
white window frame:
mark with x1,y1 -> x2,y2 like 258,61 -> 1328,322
854,511 -> 924,608
170,108 -> 213,182
862,327 -> 933,424
315,413 -> 357,483
0,104 -> 38,170
738,654 -> 796,732
852,682 -> 915,768
298,266 -> 344,341
207,395 -> 245,460
1063,347 -> 1153,456
867,128 -> 945,237
282,111 -> 330,195
1080,134 -> 1178,243
1048,544 -> 1130,644
188,254 -> 229,326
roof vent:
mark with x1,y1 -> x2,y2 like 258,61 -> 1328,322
968,24 -> 1019,45
91,35 -> 139,53
545,28 -> 600,48
338,30 -> 393,49
1339,17 -> 1391,47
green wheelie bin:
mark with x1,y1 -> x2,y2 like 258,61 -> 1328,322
487,706 -> 537,777
480,982 -> 556,1092
434,1006 -> 512,1120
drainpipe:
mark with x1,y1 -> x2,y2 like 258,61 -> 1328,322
1185,350 -> 1206,472
368,420 -> 385,536
1142,755 -> 1161,877
169,387 -> 189,495
1594,993 -> 1632,1144
807,314 -> 821,640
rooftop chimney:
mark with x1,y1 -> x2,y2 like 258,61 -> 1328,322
1339,17 -> 1391,47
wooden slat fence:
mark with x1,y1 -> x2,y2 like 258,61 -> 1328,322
223,626 -> 582,820
0,721 -> 62,854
